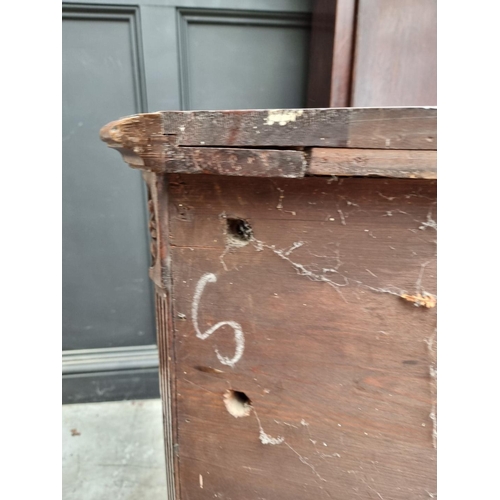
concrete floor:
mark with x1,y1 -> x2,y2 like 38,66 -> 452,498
63,399 -> 167,500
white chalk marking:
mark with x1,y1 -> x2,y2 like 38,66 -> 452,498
192,273 -> 244,368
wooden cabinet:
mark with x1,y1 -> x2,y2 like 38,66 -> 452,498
307,0 -> 437,107
101,107 -> 437,499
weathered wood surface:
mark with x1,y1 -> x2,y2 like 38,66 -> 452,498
100,108 -> 437,178
310,148 -> 437,179
159,174 -> 437,499
100,106 -> 438,499
163,147 -> 306,178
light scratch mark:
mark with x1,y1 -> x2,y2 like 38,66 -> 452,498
419,209 -> 437,231
276,187 -> 284,210
377,192 -> 396,201
337,209 -> 346,225
252,239 -> 349,301
284,442 -> 327,482
251,238 -> 425,304
183,378 -> 218,395
242,466 -> 263,472
416,261 -> 431,294
429,406 -> 437,449
274,419 -> 299,429
401,261 -> 437,307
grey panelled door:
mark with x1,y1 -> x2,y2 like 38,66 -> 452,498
62,0 -> 312,403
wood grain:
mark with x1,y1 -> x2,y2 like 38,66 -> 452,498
330,0 -> 357,107
165,174 -> 437,499
162,108 -> 436,149
309,148 -> 437,178
351,0 -> 437,106
163,146 -> 306,178
142,171 -> 180,497
100,107 -> 438,498
100,108 -> 437,178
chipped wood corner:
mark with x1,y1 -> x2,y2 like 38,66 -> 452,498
100,113 -> 166,172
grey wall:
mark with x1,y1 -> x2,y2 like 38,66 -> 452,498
62,0 -> 312,403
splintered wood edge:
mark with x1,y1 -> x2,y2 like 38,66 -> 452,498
99,108 -> 437,179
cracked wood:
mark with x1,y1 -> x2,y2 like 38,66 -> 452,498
100,107 -> 437,178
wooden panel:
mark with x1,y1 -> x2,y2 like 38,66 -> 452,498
352,0 -> 437,106
329,0 -> 357,107
178,9 -> 311,110
144,171 -> 180,498
155,291 -> 179,500
62,368 -> 160,404
62,6 -> 155,351
307,0 -> 356,107
163,174 -> 437,499
100,108 -> 437,177
162,108 -> 436,149
310,148 -> 437,179
162,146 -> 306,178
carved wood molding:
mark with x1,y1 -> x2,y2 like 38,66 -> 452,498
142,171 -> 172,290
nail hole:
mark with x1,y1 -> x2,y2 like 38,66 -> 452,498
223,390 -> 252,418
226,218 -> 253,246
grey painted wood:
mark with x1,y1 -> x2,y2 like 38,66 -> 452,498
63,369 -> 161,404
68,0 -> 312,11
141,6 -> 182,111
178,9 -> 310,110
62,0 -> 312,402
62,345 -> 159,374
62,6 -> 155,350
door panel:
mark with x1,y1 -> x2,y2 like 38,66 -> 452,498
178,10 -> 310,110
62,7 -> 155,351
